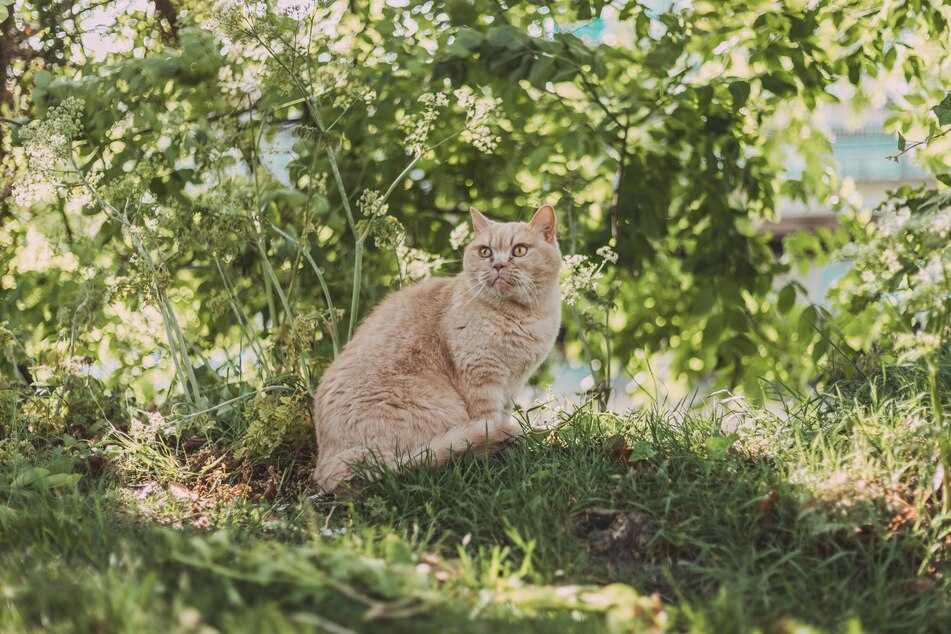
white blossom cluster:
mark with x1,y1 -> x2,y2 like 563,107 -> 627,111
397,242 -> 445,282
309,171 -> 329,196
13,97 -> 84,208
277,1 -> 314,20
217,58 -> 266,103
560,245 -> 619,305
357,189 -> 389,218
876,205 -> 911,237
454,87 -> 502,154
333,84 -> 377,110
933,207 -> 951,239
449,221 -> 471,250
596,245 -> 618,263
561,254 -> 604,306
788,466 -> 886,515
402,92 -> 450,155
129,411 -> 168,443
837,195 -> 951,359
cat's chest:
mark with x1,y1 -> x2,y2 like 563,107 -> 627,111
451,310 -> 558,371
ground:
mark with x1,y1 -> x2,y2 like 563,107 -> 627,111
1,362 -> 950,633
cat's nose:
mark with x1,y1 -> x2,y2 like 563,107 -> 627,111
493,262 -> 506,271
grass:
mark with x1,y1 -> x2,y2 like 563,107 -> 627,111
2,361 -> 951,633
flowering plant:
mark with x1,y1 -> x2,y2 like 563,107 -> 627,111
831,187 -> 951,423
561,240 -> 619,409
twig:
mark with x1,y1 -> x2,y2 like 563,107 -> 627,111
887,127 -> 951,162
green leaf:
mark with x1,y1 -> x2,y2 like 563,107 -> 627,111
724,335 -> 757,357
728,80 -> 750,111
777,283 -> 796,315
798,305 -> 818,341
705,434 -> 738,460
34,69 -> 52,88
528,56 -> 555,88
703,313 -> 724,345
486,25 -> 525,51
690,285 -> 716,316
932,92 -> 951,127
11,468 -> 48,488
449,27 -> 483,55
628,441 -> 657,461
38,473 -> 83,490
897,133 -> 906,152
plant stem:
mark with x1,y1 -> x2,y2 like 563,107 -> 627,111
604,305 -> 612,408
72,160 -> 201,403
348,239 -> 364,341
256,239 -> 314,396
215,257 -> 273,376
269,224 -> 340,357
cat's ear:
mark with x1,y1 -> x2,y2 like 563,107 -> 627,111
470,208 -> 492,235
529,205 -> 557,243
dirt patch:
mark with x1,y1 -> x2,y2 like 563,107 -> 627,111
572,506 -> 661,581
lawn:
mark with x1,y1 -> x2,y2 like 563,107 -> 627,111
2,361 -> 949,633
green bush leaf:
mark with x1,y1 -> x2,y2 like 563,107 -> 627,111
932,92 -> 951,126
728,80 -> 750,111
777,284 -> 796,315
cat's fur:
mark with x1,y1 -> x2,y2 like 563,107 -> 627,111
311,205 -> 562,492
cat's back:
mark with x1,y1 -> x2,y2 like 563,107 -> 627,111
318,276 -> 455,384
358,275 -> 453,343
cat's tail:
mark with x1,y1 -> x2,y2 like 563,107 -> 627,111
313,419 -> 523,493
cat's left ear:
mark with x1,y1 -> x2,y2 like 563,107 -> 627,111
529,205 -> 557,243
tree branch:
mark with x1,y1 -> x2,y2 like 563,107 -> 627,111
152,0 -> 180,42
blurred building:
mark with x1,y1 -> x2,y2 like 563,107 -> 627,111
768,102 -> 930,305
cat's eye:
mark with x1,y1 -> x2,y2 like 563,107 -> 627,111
478,246 -> 492,258
512,244 -> 528,257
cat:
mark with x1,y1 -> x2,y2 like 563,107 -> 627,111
311,205 -> 562,492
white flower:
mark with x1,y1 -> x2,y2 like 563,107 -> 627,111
596,246 -> 618,263
402,92 -> 450,154
877,206 -> 911,237
914,255 -> 946,287
397,243 -> 444,282
357,189 -> 388,218
129,410 -> 167,442
333,85 -> 376,110
931,207 -> 951,238
12,97 -> 85,207
247,1 -> 267,18
278,1 -> 312,20
449,222 -> 471,250
455,87 -> 502,154
882,249 -> 901,275
560,254 -> 604,306
419,92 -> 450,108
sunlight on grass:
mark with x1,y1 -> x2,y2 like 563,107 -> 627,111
2,361 -> 949,632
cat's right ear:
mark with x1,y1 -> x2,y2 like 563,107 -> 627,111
470,208 -> 492,235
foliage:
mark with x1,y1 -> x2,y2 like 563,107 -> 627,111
237,385 -> 312,460
2,363 -> 950,632
831,188 -> 950,368
2,0 -> 949,408
2,4 -> 951,630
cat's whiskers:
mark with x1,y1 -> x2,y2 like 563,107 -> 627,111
513,273 -> 539,308
461,278 -> 489,308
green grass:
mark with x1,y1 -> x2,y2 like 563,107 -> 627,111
2,362 -> 950,633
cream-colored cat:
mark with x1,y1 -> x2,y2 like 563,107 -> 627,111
312,205 -> 562,492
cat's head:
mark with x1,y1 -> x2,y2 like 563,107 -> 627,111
463,205 -> 561,305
